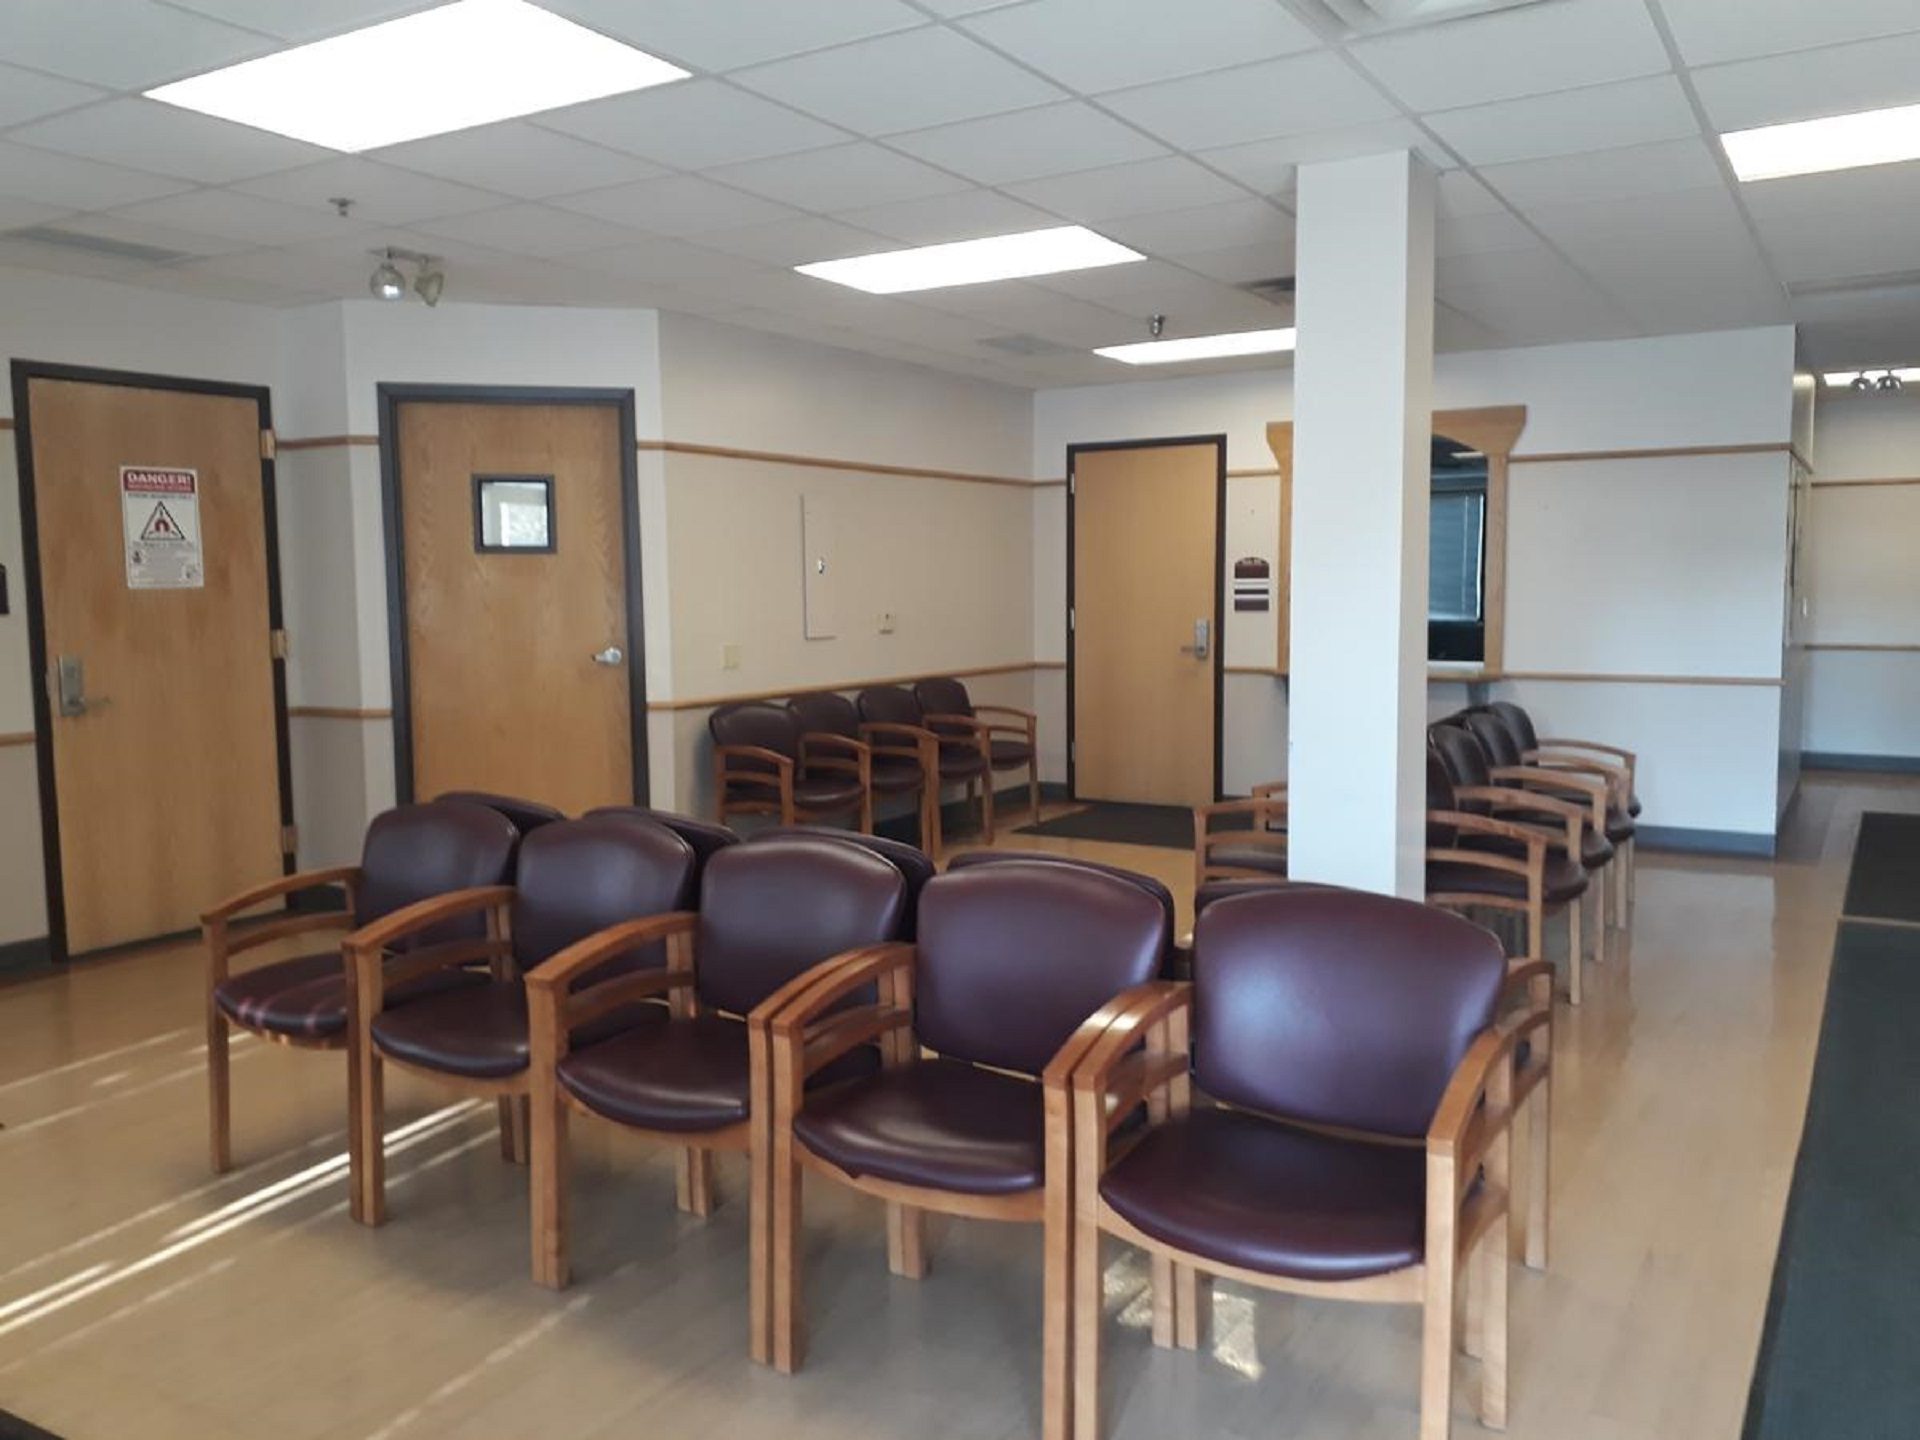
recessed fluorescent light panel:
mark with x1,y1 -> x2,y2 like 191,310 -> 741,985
146,0 -> 688,152
1095,328 -> 1298,365
796,226 -> 1143,295
1722,102 -> 1920,182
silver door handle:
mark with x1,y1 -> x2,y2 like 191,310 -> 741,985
54,655 -> 108,716
592,646 -> 624,666
1178,619 -> 1210,660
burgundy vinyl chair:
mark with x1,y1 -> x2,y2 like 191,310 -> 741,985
1489,699 -> 1640,817
1190,781 -> 1289,889
944,849 -> 1177,976
436,791 -> 567,839
759,862 -> 1167,1440
710,701 -> 869,833
744,824 -> 937,938
1070,887 -> 1544,1440
342,816 -> 695,1228
858,685 -> 991,852
525,837 -> 909,1322
584,805 -> 738,897
913,675 -> 1041,827
201,799 -> 520,1175
787,690 -> 938,853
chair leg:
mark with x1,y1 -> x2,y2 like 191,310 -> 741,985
1042,1174 -> 1072,1440
1173,1265 -> 1206,1351
1591,884 -> 1608,967
349,1044 -> 386,1227
207,1005 -> 232,1174
1029,759 -> 1041,823
1525,1080 -> 1551,1271
926,780 -> 944,862
771,1125 -> 804,1373
983,771 -> 997,844
1479,1215 -> 1510,1429
676,1147 -> 716,1218
1149,1254 -> 1176,1347
1420,1227 -> 1457,1440
859,789 -> 874,837
886,1202 -> 928,1278
499,1095 -> 529,1164
1072,1212 -> 1103,1440
1566,900 -> 1582,1007
1614,849 -> 1629,929
530,1081 -> 569,1290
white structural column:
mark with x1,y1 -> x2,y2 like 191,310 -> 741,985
1286,149 -> 1436,897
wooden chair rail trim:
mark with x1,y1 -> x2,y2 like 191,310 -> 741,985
1809,475 -> 1920,489
1803,641 -> 1920,652
276,434 -> 378,451
1508,441 -> 1796,466
794,1145 -> 1046,1222
1499,670 -> 1783,687
641,439 -> 1040,489
288,706 -> 393,721
0,730 -> 35,747
653,661 -> 1050,711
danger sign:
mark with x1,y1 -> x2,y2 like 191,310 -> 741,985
121,467 -> 203,589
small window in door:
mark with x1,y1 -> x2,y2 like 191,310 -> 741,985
473,474 -> 555,553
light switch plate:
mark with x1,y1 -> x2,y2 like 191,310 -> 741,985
722,643 -> 741,670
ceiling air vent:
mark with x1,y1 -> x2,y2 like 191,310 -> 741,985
1290,0 -> 1559,38
978,333 -> 1080,357
3,225 -> 191,266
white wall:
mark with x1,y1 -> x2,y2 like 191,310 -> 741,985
1804,390 -> 1920,761
1032,326 -> 1799,840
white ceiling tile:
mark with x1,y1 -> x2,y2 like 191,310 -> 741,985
1434,208 -> 1537,258
1742,166 -> 1920,283
1477,138 -> 1726,212
0,195 -> 74,230
162,0 -> 443,41
567,235 -> 768,282
410,202 -> 644,258
49,210 -> 258,257
0,63 -> 103,130
1003,155 -> 1249,223
1792,281 -> 1920,370
1100,52 -> 1400,152
1437,273 -> 1637,345
1656,0 -> 1920,67
710,143 -> 972,211
1349,0 -> 1670,112
1036,260 -> 1278,332
541,0 -> 926,71
108,187 -> 357,245
910,0 -> 1040,15
913,283 -> 1136,345
1690,32 -> 1920,134
0,234 -> 164,280
0,139 -> 193,209
1199,119 -> 1445,195
1435,303 -> 1507,352
1425,75 -> 1702,168
554,174 -> 800,235
838,188 -> 1055,243
1437,170 -> 1507,219
134,262 -> 334,307
10,98 -> 331,184
1173,240 -> 1296,284
0,0 -> 273,89
889,102 -> 1166,185
1099,198 -> 1290,256
1436,241 -> 1582,292
731,28 -> 1063,134
402,256 -> 666,308
698,216 -> 891,266
533,82 -> 849,170
958,0 -> 1319,93
371,123 -> 668,202
234,158 -> 507,225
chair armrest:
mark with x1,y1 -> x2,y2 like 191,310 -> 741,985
1251,780 -> 1287,799
524,911 -> 698,996
971,704 -> 1036,725
921,711 -> 988,734
202,865 -> 360,925
716,745 -> 794,781
1490,765 -> 1607,829
765,943 -> 915,1041
525,911 -> 699,1058
1427,1024 -> 1520,1180
1501,959 -> 1554,1010
1428,810 -> 1548,857
1068,983 -> 1192,1120
760,943 -> 917,1092
799,731 -> 871,766
1534,737 -> 1635,768
342,886 -> 515,957
857,722 -> 940,767
343,887 -> 515,1017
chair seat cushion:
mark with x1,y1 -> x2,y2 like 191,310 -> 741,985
1628,794 -> 1642,818
1204,845 -> 1290,878
371,981 -> 532,1078
793,1056 -> 1043,1197
935,749 -> 990,780
1604,806 -> 1635,843
988,739 -> 1033,768
1428,852 -> 1587,905
794,775 -> 866,811
559,1012 -> 879,1133
1100,1108 -> 1425,1282
868,758 -> 925,794
214,950 -> 486,1042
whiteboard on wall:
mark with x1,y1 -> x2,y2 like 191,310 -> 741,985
802,492 -> 839,640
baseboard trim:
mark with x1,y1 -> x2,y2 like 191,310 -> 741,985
0,935 -> 54,977
1803,752 -> 1920,775
1635,824 -> 1777,858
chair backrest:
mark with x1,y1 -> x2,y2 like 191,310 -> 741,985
709,702 -> 802,772
356,800 -> 521,938
913,676 -> 972,718
787,690 -> 861,741
857,685 -> 923,728
1426,747 -> 1459,848
585,805 -> 737,902
1193,875 -> 1343,920
914,863 -> 1165,1076
944,849 -> 1176,973
1192,887 -> 1505,1140
744,826 -> 936,938
1428,721 -> 1494,801
434,791 -> 566,836
695,837 -> 907,1016
1489,699 -> 1538,752
511,817 -> 696,971
1462,709 -> 1523,768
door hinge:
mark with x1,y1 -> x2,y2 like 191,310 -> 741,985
280,823 -> 298,854
1068,607 -> 1076,632
270,628 -> 290,660
260,428 -> 277,460
1069,741 -> 1076,762
1067,471 -> 1075,494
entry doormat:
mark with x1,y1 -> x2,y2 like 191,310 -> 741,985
1741,919 -> 1920,1438
1017,801 -> 1225,850
1841,810 -> 1920,924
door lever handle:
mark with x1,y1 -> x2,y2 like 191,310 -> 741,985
1178,618 -> 1211,660
591,646 -> 624,667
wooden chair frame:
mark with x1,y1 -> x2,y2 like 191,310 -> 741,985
928,703 -> 1042,831
856,720 -> 945,858
343,884 -> 525,1227
712,740 -> 872,833
201,864 -> 363,1174
920,709 -> 1000,845
1191,781 -> 1287,891
757,940 -> 1137,1440
1523,744 -> 1637,927
1484,764 -> 1617,960
1069,980 -> 1518,1440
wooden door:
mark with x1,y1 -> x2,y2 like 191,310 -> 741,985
391,396 -> 637,815
1070,438 -> 1223,806
20,371 -> 287,956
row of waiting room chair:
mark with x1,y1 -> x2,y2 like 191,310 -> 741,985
203,794 -> 1549,1440
1194,700 -> 1639,1006
708,675 -> 1039,856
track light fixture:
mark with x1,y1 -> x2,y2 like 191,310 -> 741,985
1825,368 -> 1920,394
368,246 -> 444,306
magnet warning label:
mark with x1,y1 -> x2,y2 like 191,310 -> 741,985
121,466 -> 203,589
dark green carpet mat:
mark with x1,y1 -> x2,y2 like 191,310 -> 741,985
0,1412 -> 63,1439
1842,811 -> 1920,924
1016,801 -> 1262,849
1742,919 -> 1920,1438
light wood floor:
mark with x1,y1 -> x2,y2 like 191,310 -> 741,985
1,774 -> 1912,1440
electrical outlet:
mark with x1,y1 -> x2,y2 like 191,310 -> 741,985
877,611 -> 896,634
722,643 -> 741,671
